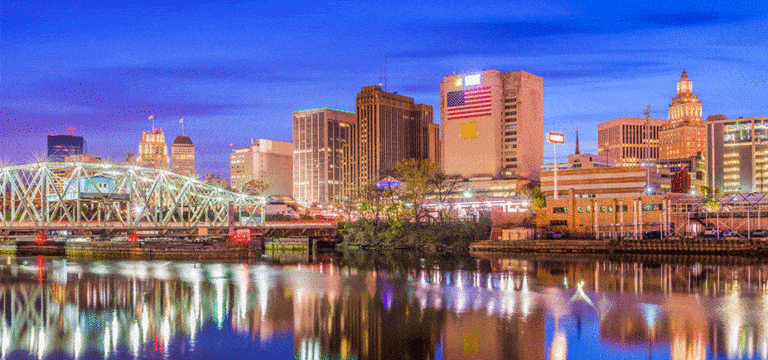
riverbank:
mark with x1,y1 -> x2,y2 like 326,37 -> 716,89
0,240 -> 260,260
470,238 -> 768,256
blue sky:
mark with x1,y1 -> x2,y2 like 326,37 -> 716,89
2,0 -> 768,177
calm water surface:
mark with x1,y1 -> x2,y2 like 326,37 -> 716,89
1,251 -> 767,359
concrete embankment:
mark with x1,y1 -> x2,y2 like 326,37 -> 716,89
470,239 -> 768,256
0,241 -> 259,260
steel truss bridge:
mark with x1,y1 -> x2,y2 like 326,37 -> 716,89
0,162 -> 267,239
596,192 -> 768,240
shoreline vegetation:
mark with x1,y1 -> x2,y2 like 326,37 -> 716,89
335,159 -> 495,252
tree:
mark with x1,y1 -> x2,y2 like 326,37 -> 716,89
395,158 -> 438,222
698,185 -> 722,212
520,184 -> 546,210
428,172 -> 460,222
241,178 -> 269,196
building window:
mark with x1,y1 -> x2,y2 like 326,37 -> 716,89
642,204 -> 663,211
505,118 -> 517,123
505,111 -> 517,116
577,206 -> 584,213
622,205 -> 628,212
586,206 -> 591,213
550,220 -> 567,226
607,205 -> 613,212
505,125 -> 517,129
504,105 -> 517,109
553,207 -> 568,213
505,98 -> 517,103
600,205 -> 606,212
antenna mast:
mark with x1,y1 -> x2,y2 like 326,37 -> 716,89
384,55 -> 387,92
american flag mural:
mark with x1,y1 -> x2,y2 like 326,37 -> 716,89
446,86 -> 492,120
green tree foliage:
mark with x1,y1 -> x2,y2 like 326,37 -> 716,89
520,184 -> 546,210
697,185 -> 722,212
395,158 -> 438,222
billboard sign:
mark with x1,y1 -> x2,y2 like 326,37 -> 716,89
546,132 -> 565,144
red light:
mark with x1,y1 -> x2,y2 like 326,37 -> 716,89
35,233 -> 46,245
37,256 -> 44,284
129,233 -> 139,242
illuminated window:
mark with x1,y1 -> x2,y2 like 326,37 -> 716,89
464,74 -> 481,86
460,122 -> 478,139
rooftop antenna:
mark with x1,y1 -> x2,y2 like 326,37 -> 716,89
384,55 -> 387,92
149,114 -> 155,132
179,116 -> 185,135
67,126 -> 74,136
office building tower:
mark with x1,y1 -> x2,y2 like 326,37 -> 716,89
347,85 -> 440,197
171,135 -> 195,178
136,129 -> 170,170
47,133 -> 84,162
706,116 -> 768,193
597,117 -> 666,167
230,138 -> 293,196
293,108 -> 356,206
659,70 -> 705,160
440,70 -> 543,181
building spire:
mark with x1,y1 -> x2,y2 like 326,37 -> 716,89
575,127 -> 580,155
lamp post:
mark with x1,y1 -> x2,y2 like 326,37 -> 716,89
547,132 -> 566,199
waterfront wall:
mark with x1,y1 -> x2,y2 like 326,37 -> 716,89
470,239 -> 768,255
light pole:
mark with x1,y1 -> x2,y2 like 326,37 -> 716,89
547,132 -> 566,199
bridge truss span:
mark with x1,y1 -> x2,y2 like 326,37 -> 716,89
0,162 -> 266,238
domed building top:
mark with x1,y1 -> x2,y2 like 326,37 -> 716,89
681,69 -> 689,81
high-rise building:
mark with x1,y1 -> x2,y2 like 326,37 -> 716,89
440,70 -> 543,181
47,134 -> 84,162
706,116 -> 768,193
171,135 -> 195,178
659,70 -> 705,160
230,138 -> 293,196
347,85 -> 440,198
136,129 -> 170,170
293,108 -> 356,206
597,117 -> 666,167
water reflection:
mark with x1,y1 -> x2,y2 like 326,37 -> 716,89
3,254 -> 768,359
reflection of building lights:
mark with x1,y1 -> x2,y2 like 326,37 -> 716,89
112,313 -> 118,352
131,323 -> 140,358
104,327 -> 110,356
1,327 -> 8,360
549,331 -> 568,360
258,273 -> 270,317
37,328 -> 45,360
74,326 -> 82,360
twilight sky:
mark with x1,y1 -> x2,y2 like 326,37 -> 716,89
2,0 -> 768,177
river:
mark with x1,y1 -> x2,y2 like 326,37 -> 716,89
0,251 -> 766,359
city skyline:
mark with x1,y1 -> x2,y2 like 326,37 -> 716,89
3,0 -> 768,177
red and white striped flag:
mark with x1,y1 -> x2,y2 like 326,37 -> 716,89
446,87 -> 492,120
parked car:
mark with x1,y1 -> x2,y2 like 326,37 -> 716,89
720,229 -> 738,237
750,229 -> 767,238
547,231 -> 566,239
703,227 -> 720,238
